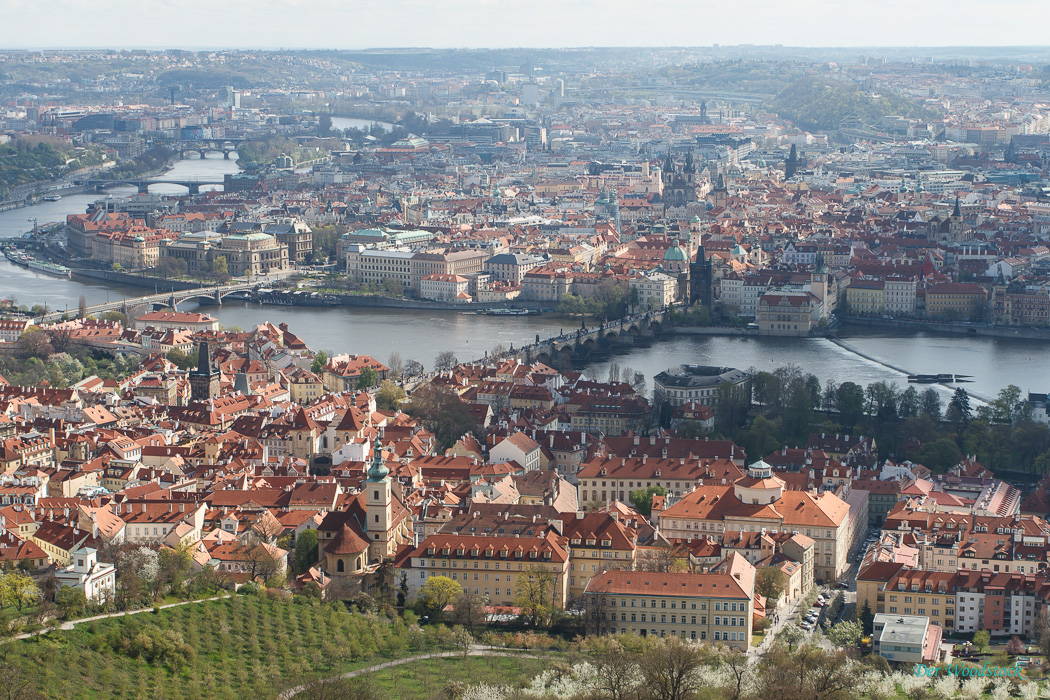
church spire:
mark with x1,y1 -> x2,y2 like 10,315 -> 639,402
367,437 -> 389,482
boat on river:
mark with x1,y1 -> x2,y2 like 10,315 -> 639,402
486,308 -> 539,316
27,260 -> 72,278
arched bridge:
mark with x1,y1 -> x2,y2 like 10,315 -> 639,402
488,308 -> 672,367
86,177 -> 224,195
39,282 -> 256,323
178,138 -> 248,160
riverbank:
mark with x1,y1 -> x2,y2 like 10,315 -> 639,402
841,316 -> 1050,341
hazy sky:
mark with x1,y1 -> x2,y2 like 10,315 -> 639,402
3,0 -> 1047,49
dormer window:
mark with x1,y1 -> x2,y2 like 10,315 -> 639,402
601,539 -> 612,547
530,551 -> 538,559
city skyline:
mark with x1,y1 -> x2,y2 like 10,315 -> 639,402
2,0 -> 1047,50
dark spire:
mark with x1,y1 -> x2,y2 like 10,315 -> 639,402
195,340 -> 212,376
952,195 -> 961,219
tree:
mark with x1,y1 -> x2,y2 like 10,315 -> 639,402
294,530 -> 319,575
318,114 -> 333,137
0,656 -> 45,700
629,485 -> 666,517
920,388 -> 942,419
418,576 -> 461,619
356,367 -> 379,390
78,295 -> 87,319
586,637 -> 641,700
210,255 -> 228,275
16,329 -> 53,360
516,566 -> 556,628
311,351 -> 329,375
859,599 -> 874,636
250,510 -> 284,545
450,588 -> 487,636
778,623 -> 805,651
917,437 -> 963,473
387,351 -> 403,382
157,546 -> 193,598
434,351 -> 458,373
375,380 -> 406,411
897,386 -> 919,419
636,545 -> 687,573
973,629 -> 990,653
826,619 -> 863,648
947,387 -> 973,429
1032,608 -> 1050,662
755,566 -> 787,607
452,626 -> 473,658
1007,635 -> 1025,655
55,586 -> 87,618
247,545 -> 281,584
835,382 -> 865,428
637,635 -> 707,700
405,383 -> 481,451
0,571 -> 39,612
165,346 -> 198,371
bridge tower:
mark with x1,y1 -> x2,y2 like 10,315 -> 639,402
190,340 -> 220,403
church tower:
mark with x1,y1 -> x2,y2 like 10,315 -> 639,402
365,437 -> 393,563
189,340 -> 220,403
712,172 -> 728,210
948,195 -> 965,239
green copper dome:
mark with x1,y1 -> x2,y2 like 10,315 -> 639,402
663,242 -> 688,262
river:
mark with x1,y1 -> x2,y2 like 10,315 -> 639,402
0,153 -> 1042,399
0,152 -> 242,238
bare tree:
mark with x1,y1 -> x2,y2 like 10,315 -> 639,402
637,636 -> 708,700
434,351 -> 459,373
587,637 -> 641,700
387,351 -> 403,381
450,588 -> 488,636
250,510 -> 284,546
78,295 -> 87,319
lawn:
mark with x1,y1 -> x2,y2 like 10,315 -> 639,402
1,594 -> 457,700
365,654 -> 552,699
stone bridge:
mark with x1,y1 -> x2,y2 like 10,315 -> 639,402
39,282 -> 256,323
86,177 -> 224,195
493,308 -> 672,367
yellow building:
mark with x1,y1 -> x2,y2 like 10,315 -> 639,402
398,531 -> 570,609
925,283 -> 987,320
585,553 -> 755,649
846,279 -> 885,315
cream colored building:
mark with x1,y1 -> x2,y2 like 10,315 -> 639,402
585,553 -> 755,649
658,460 -> 853,583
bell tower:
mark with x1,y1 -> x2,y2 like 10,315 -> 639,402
365,437 -> 393,562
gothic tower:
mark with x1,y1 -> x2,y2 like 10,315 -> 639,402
189,340 -> 220,403
712,172 -> 728,210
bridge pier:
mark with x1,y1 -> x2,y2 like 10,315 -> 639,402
214,289 -> 222,305
137,183 -> 150,194
199,150 -> 207,159
188,184 -> 201,195
223,150 -> 232,160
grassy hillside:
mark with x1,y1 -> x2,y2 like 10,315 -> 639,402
1,594 -> 452,700
768,76 -> 934,132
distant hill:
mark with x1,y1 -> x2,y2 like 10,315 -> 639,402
768,76 -> 934,132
